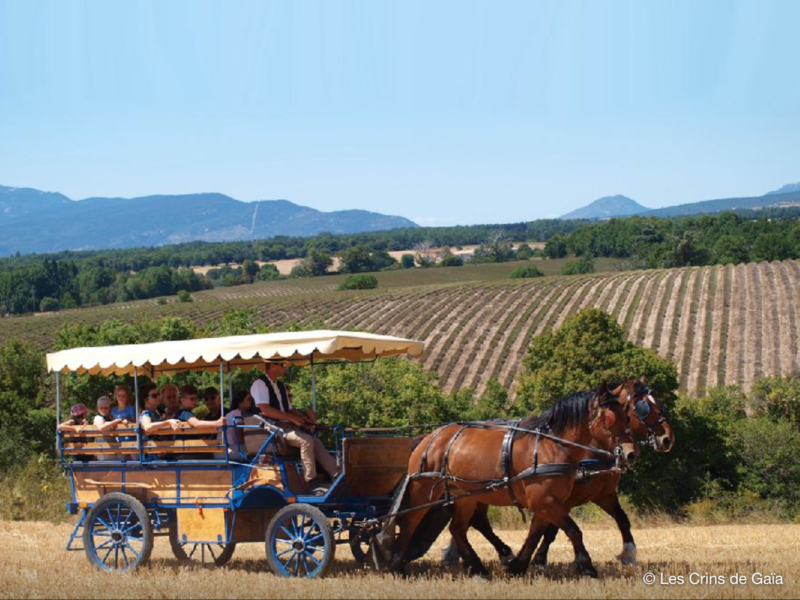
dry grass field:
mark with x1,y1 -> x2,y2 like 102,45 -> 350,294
2,520 -> 797,599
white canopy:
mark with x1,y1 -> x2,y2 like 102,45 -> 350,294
46,330 -> 424,376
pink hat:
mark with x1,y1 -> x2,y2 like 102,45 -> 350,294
70,403 -> 88,417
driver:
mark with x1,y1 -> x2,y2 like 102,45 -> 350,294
250,361 -> 339,494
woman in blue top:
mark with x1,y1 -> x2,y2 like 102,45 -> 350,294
111,385 -> 137,423
139,384 -> 182,433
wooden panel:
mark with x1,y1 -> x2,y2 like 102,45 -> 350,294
125,471 -> 178,503
74,470 -> 122,503
340,437 -> 412,496
231,508 -> 279,543
179,470 -> 232,501
240,465 -> 283,491
176,508 -> 226,543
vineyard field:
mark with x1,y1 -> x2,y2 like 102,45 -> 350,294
1,258 -> 798,398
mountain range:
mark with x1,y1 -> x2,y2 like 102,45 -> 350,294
560,183 -> 800,220
0,186 -> 417,256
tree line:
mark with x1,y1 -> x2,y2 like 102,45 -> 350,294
544,209 -> 800,268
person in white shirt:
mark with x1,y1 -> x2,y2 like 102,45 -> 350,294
250,362 -> 339,493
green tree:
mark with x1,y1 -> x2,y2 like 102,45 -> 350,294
303,248 -> 333,276
242,259 -> 260,283
339,244 -> 374,273
749,375 -> 800,428
337,274 -> 379,290
514,308 -> 678,413
515,243 -> 534,260
753,233 -> 794,262
39,297 -> 60,312
544,234 -> 568,259
285,358 -> 468,428
400,254 -> 415,269
561,256 -> 594,275
257,263 -> 282,281
729,417 -> 800,510
510,265 -> 544,279
438,249 -> 464,267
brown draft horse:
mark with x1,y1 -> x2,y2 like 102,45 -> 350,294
441,376 -> 675,569
386,381 -> 637,578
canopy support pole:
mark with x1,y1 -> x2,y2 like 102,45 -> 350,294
311,355 -> 316,413
227,362 -> 232,416
219,362 -> 225,418
133,367 -> 140,417
55,372 -> 61,433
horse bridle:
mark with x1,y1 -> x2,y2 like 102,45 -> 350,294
630,385 -> 668,446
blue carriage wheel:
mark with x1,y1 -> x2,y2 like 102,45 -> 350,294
82,492 -> 154,572
265,504 -> 335,578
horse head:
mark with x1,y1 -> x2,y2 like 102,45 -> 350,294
588,382 -> 639,468
619,376 -> 675,453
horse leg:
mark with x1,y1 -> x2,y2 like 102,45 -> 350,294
469,503 -> 514,565
530,522 -> 558,567
442,503 -> 514,567
557,514 -> 597,578
595,493 -> 636,565
505,515 -> 548,576
448,500 -> 491,578
390,481 -> 439,576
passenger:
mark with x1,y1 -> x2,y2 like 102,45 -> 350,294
139,384 -> 182,433
203,387 -> 222,421
93,395 -> 124,460
57,404 -> 91,461
174,385 -> 225,429
222,391 -> 254,459
57,403 -> 90,432
93,396 -> 124,432
160,383 -> 180,419
174,385 -> 224,460
250,362 -> 339,494
111,385 -> 137,422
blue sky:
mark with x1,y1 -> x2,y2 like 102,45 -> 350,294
1,1 -> 798,225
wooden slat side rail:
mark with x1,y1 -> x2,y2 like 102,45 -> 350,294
64,439 -> 223,455
63,446 -> 139,455
61,426 -> 221,439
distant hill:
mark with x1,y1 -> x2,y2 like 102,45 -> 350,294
766,183 -> 800,196
0,186 -> 417,255
560,195 -> 650,220
644,189 -> 800,218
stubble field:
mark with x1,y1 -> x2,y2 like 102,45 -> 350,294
2,520 -> 797,599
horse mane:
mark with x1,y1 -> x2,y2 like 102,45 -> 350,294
519,382 -> 619,435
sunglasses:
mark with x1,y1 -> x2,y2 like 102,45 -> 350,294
147,392 -> 160,399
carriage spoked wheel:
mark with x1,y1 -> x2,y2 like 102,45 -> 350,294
82,492 -> 154,572
168,521 -> 236,567
265,504 -> 335,578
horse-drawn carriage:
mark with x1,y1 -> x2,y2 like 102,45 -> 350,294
49,330 -> 423,577
50,329 -> 674,579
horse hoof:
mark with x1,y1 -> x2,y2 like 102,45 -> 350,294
617,543 -> 637,565
531,554 -> 547,567
569,562 -> 598,578
468,568 -> 491,580
506,559 -> 529,577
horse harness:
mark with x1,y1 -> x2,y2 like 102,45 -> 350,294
411,420 -> 620,514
